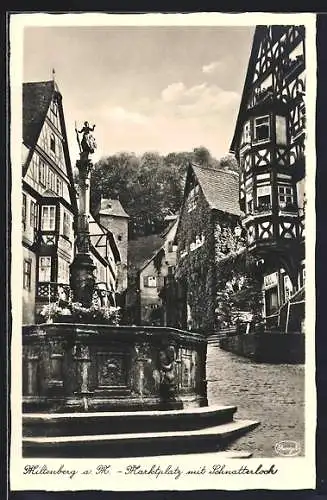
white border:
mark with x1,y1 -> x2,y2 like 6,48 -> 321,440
10,12 -> 316,491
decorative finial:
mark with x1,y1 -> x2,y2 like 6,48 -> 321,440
52,68 -> 56,81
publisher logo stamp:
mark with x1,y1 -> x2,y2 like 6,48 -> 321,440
275,440 -> 301,457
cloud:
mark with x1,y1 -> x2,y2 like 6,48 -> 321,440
160,81 -> 240,118
161,82 -> 186,102
202,61 -> 223,74
106,106 -> 148,125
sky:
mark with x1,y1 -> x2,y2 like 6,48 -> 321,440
23,25 -> 255,162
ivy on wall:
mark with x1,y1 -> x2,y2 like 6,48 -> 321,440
175,193 -> 216,332
174,189 -> 263,333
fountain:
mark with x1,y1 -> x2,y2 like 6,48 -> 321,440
22,123 -> 259,458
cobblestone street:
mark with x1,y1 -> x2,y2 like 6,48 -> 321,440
206,337 -> 305,457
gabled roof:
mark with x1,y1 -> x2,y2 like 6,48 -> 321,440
98,198 -> 130,218
191,163 -> 241,216
22,79 -> 78,215
23,80 -> 55,150
128,233 -> 164,271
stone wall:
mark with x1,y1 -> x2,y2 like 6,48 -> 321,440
220,333 -> 305,363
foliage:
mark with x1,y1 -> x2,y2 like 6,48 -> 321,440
219,153 -> 240,173
175,193 -> 216,332
215,251 -> 263,328
90,148 -> 235,240
38,301 -> 121,325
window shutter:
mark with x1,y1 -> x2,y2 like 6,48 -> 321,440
143,276 -> 148,287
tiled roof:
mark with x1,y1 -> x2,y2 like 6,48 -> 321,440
99,198 -> 130,218
192,163 -> 242,216
128,233 -> 164,270
23,81 -> 55,148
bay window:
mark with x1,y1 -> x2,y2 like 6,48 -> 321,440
38,256 -> 52,282
278,185 -> 294,209
254,115 -> 270,143
257,184 -> 272,210
63,210 -> 71,238
41,205 -> 56,230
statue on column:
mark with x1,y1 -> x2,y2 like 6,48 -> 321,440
75,121 -> 97,155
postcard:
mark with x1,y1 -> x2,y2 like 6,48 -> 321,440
9,11 -> 316,491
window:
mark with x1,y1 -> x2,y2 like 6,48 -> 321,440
247,199 -> 253,213
265,287 -> 278,316
41,206 -> 56,230
63,211 -> 71,238
22,194 -> 27,230
242,121 -> 251,144
50,133 -> 56,153
257,185 -> 272,210
30,200 -> 38,229
56,177 -> 63,196
23,259 -> 31,290
254,116 -> 270,143
167,241 -> 174,253
278,185 -> 294,208
38,256 -> 51,282
276,116 -> 287,145
39,160 -> 46,186
144,276 -> 157,288
118,235 -> 122,242
58,258 -> 70,284
284,275 -> 293,302
187,185 -> 199,212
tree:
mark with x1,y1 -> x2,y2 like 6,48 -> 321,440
219,153 -> 240,173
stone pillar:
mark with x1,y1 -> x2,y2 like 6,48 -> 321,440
70,153 -> 96,307
73,343 -> 93,410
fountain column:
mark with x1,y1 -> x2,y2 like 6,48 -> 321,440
70,123 -> 97,307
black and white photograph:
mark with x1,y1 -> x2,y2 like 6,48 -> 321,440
10,12 -> 316,491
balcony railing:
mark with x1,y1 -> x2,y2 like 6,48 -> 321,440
37,282 -> 71,302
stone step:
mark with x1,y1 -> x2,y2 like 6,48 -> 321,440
23,404 -> 237,437
23,419 -> 260,458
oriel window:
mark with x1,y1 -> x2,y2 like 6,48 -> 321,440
63,211 -> 71,238
41,205 -> 56,231
38,256 -> 52,282
257,185 -> 272,210
278,185 -> 294,208
254,115 -> 270,143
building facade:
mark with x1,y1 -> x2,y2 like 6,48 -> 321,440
22,80 -> 121,324
230,25 -> 305,331
173,163 -> 244,333
138,219 -> 178,325
97,198 -> 129,299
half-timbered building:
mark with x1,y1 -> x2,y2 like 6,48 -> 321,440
230,25 -> 305,331
22,80 -> 121,323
